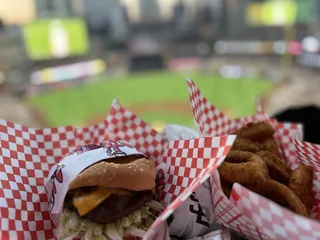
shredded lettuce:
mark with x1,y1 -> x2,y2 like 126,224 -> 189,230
57,202 -> 158,240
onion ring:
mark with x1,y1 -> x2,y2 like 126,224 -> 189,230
246,179 -> 308,217
218,151 -> 268,185
256,151 -> 292,185
262,138 -> 281,158
231,137 -> 261,153
289,164 -> 314,214
236,122 -> 274,142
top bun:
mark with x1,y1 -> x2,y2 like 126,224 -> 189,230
68,155 -> 156,191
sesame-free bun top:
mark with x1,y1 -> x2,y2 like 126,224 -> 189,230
68,155 -> 156,191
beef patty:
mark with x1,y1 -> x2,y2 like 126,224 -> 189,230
65,189 -> 153,224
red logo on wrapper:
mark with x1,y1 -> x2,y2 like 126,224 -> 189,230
75,144 -> 101,155
48,164 -> 65,213
67,141 -> 135,158
156,169 -> 165,201
65,143 -> 101,157
101,140 -> 134,157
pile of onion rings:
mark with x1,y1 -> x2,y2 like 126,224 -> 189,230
219,121 -> 314,217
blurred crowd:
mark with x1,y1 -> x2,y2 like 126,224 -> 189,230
0,83 -> 43,128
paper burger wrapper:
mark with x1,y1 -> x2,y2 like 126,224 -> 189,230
187,79 -> 320,239
0,99 -> 236,240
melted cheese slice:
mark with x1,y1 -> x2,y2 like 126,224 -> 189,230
73,187 -> 131,216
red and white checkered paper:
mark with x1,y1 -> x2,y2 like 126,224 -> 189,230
292,139 -> 320,220
186,79 -> 320,239
187,78 -> 303,169
0,99 -> 236,240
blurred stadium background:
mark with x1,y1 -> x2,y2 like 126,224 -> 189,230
0,0 -> 320,131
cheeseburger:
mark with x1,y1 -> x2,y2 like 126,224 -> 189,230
57,154 -> 157,239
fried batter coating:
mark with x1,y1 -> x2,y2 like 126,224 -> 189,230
231,137 -> 261,153
222,121 -> 313,218
263,138 -> 281,158
246,179 -> 308,217
256,151 -> 292,185
289,164 -> 314,214
246,179 -> 309,217
236,122 -> 275,142
218,151 -> 268,185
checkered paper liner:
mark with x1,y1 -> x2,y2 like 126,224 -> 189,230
292,139 -> 320,220
0,99 -> 236,240
187,78 -> 303,169
145,135 -> 236,239
186,79 -> 320,239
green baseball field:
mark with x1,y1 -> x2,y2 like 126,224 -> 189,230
28,71 -> 272,129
